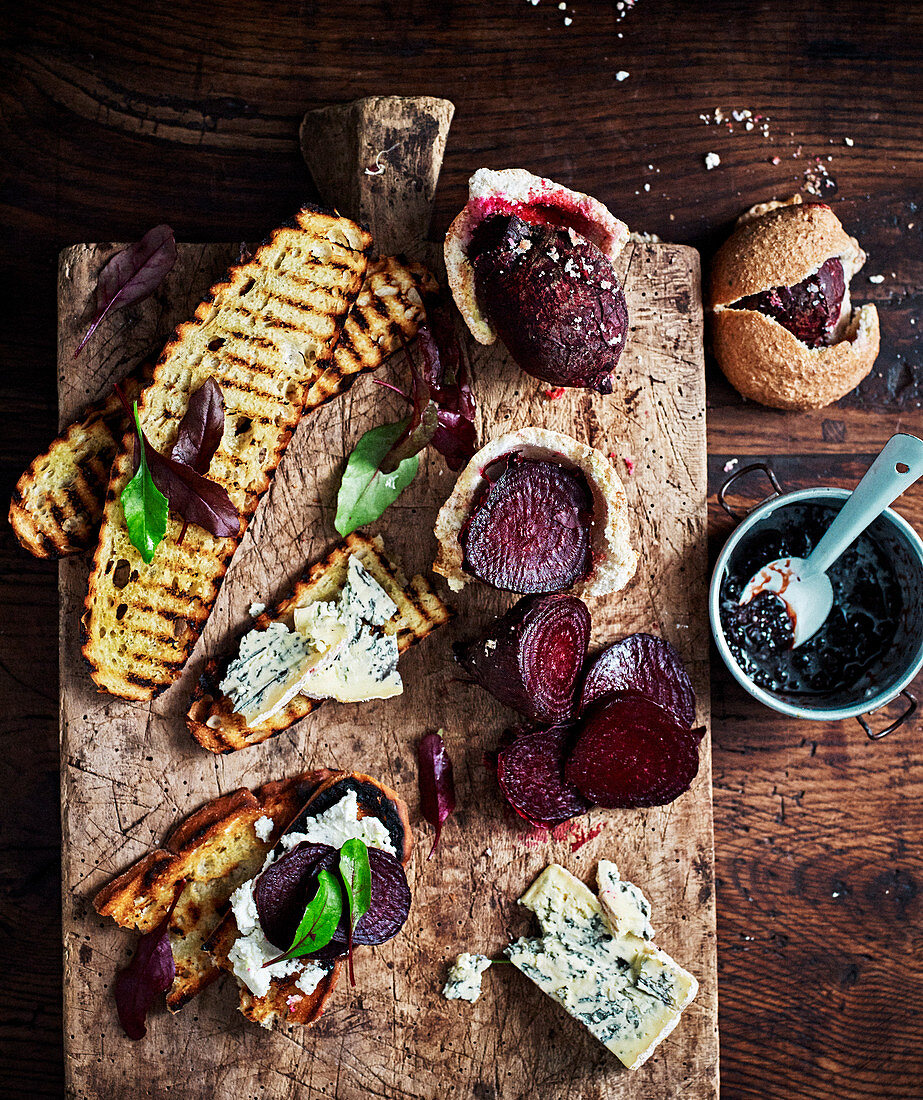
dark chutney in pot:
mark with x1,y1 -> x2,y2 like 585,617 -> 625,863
719,503 -> 902,696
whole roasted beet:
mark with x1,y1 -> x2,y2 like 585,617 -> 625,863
460,453 -> 594,593
734,257 -> 845,348
468,214 -> 629,393
455,593 -> 591,724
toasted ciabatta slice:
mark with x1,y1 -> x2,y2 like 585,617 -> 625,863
93,769 -> 334,1011
204,771 -> 412,1029
187,532 -> 453,754
12,256 -> 435,563
9,363 -> 151,559
82,207 -> 373,701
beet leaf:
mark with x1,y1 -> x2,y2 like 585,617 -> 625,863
121,402 -> 168,564
76,225 -> 177,357
417,729 -> 457,859
263,869 -> 342,966
170,377 -> 226,474
334,419 -> 420,536
338,839 -> 372,986
113,880 -> 184,1041
415,302 -> 477,470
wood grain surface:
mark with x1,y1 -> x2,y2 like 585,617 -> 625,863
2,2 -> 922,1097
58,216 -> 715,1095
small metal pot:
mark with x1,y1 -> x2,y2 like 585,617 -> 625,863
709,463 -> 923,739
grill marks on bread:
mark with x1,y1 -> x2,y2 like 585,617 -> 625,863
92,771 -> 334,1011
83,208 -> 373,700
9,364 -> 151,558
187,533 -> 453,753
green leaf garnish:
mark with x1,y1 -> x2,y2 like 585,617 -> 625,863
121,402 -> 168,563
339,838 -> 372,986
334,419 -> 419,537
262,870 -> 343,967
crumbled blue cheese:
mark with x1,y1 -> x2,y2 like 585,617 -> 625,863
220,556 -> 401,725
228,792 -> 395,999
596,860 -> 655,940
253,815 -> 274,842
443,953 -> 492,1002
506,864 -> 698,1071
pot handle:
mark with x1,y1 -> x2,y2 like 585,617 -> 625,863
856,689 -> 917,740
717,463 -> 784,521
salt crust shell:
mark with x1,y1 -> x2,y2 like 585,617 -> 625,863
433,427 -> 638,599
708,202 -> 879,410
444,168 -> 630,345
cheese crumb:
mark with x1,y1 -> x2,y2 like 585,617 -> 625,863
868,274 -> 885,284
616,70 -> 630,82
844,137 -> 854,147
253,815 -> 274,842
443,953 -> 492,1002
248,602 -> 266,617
704,152 -> 721,171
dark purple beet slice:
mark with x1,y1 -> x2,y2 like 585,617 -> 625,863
455,594 -> 591,724
461,454 -> 593,594
565,690 -> 701,808
254,842 -> 334,950
733,257 -> 845,348
469,214 -> 629,392
497,725 -> 592,827
254,843 -> 411,953
580,633 -> 696,728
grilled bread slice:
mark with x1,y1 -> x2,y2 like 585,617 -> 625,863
93,769 -> 333,1012
9,363 -> 151,558
12,256 -> 434,563
83,206 -> 373,701
204,771 -> 412,1029
188,532 -> 453,753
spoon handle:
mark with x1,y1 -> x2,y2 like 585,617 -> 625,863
806,433 -> 923,577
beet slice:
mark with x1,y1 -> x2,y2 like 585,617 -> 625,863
254,842 -> 333,950
255,842 -> 412,953
734,257 -> 845,348
455,594 -> 591,724
461,454 -> 593,593
580,633 -> 696,728
565,690 -> 701,808
497,725 -> 592,827
468,214 -> 629,392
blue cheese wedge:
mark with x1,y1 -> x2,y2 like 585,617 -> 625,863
220,555 -> 401,725
506,864 -> 698,1071
596,859 -> 655,940
443,953 -> 492,1002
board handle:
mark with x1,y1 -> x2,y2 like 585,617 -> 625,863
300,95 -> 455,259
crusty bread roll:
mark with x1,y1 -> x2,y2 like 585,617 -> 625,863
709,201 -> 879,410
433,426 -> 638,599
445,168 -> 629,345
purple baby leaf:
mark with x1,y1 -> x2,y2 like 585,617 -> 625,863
170,377 -> 226,474
76,225 -> 177,357
144,444 -> 240,539
417,730 -> 456,859
414,304 -> 477,471
113,881 -> 183,1040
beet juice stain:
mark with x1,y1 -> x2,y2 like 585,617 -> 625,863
720,503 -> 901,696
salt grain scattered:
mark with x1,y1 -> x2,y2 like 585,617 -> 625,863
616,70 -> 630,81
723,458 -> 739,474
844,137 -> 854,147
868,274 -> 885,284
704,152 -> 721,170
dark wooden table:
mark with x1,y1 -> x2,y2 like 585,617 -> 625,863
1,2 -> 920,1096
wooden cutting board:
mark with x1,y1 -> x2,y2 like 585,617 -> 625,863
60,98 -> 718,1099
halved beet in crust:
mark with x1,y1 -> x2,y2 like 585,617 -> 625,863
565,690 -> 701,808
460,453 -> 593,594
454,594 -> 591,724
580,633 -> 696,728
733,256 -> 846,348
497,726 -> 592,828
254,842 -> 411,953
468,215 -> 629,392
